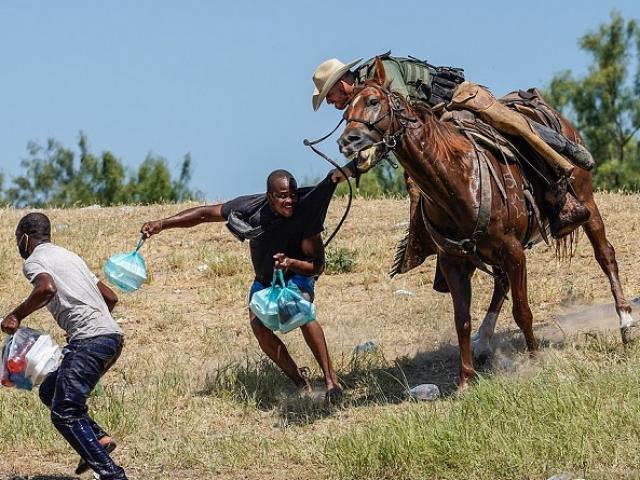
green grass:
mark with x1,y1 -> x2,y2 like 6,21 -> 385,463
325,343 -> 640,480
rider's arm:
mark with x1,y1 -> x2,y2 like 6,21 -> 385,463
273,234 -> 325,277
1,273 -> 57,334
141,205 -> 224,237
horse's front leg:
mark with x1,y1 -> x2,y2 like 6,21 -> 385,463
581,195 -> 638,344
501,239 -> 538,352
472,270 -> 509,362
439,254 -> 476,389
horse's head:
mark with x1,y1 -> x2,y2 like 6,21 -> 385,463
338,57 -> 404,172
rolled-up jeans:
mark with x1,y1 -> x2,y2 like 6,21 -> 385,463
39,334 -> 127,480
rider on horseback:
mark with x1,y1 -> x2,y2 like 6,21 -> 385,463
311,53 -> 593,239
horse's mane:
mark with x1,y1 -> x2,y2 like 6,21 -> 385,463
412,103 -> 472,162
351,82 -> 472,162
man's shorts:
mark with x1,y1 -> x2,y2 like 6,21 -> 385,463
249,274 -> 315,303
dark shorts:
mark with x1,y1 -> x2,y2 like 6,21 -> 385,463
249,274 -> 315,303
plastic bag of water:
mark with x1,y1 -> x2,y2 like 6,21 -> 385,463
104,235 -> 148,293
1,326 -> 62,390
250,270 -> 316,333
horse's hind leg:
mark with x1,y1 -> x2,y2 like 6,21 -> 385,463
581,197 -> 637,343
473,271 -> 509,362
502,240 -> 539,353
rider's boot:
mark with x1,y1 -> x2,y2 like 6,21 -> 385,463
530,122 -> 595,171
547,178 -> 591,238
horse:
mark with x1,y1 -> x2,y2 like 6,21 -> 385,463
337,57 -> 637,388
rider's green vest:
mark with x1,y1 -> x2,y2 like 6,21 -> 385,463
355,52 -> 465,106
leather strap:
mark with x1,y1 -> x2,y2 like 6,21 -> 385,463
419,148 -> 495,276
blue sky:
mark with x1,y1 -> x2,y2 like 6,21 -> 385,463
1,1 -> 639,201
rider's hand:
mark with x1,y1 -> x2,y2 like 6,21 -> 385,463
1,314 -> 19,335
330,167 -> 352,184
273,253 -> 292,271
141,220 -> 163,238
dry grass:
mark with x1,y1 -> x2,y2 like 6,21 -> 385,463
0,192 -> 638,479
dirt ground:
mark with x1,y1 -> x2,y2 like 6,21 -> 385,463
0,192 -> 638,479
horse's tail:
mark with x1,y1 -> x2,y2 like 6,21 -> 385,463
554,228 -> 579,262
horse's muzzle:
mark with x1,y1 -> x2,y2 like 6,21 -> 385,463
338,127 -> 378,155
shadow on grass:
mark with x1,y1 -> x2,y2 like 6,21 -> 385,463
197,327 -> 562,426
7,476 -> 79,480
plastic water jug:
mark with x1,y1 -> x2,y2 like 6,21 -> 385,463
104,235 -> 148,293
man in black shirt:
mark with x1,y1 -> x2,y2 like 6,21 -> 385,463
141,169 -> 348,398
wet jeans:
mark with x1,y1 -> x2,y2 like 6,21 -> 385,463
39,334 -> 127,480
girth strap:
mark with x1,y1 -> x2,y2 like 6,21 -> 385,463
419,148 -> 496,276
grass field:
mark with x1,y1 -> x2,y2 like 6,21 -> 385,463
0,193 -> 639,479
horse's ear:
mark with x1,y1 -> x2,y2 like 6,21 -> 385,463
373,56 -> 387,87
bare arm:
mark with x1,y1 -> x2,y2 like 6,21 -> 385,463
1,273 -> 57,334
273,234 -> 325,277
141,204 -> 224,238
97,280 -> 118,312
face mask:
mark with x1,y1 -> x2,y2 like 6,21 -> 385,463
18,233 -> 30,260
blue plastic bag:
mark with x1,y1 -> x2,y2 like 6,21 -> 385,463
104,236 -> 148,293
249,270 -> 316,333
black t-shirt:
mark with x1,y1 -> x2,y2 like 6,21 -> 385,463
221,174 -> 337,285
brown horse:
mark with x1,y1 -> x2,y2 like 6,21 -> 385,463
337,57 -> 636,388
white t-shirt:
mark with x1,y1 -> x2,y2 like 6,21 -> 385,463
23,243 -> 123,341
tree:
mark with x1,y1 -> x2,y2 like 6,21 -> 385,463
335,159 -> 408,198
547,11 -> 640,190
3,133 -> 198,207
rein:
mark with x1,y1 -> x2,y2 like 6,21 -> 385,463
303,120 -> 353,248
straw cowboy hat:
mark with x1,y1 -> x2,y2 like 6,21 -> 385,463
312,57 -> 362,111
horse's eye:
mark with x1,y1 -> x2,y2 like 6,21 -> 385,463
368,98 -> 379,107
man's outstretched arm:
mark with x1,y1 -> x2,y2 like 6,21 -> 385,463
1,273 -> 57,334
141,204 -> 224,238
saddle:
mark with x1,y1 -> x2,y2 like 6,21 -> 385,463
390,88 -> 567,280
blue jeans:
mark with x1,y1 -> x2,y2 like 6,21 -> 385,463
39,334 -> 127,480
249,274 -> 315,303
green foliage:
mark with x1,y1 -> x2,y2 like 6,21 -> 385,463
3,132 -> 199,207
547,11 -> 640,191
325,247 -> 358,274
336,156 -> 408,198
326,348 -> 640,480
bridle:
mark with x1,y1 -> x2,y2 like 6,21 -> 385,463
302,83 -> 418,247
343,83 -> 421,161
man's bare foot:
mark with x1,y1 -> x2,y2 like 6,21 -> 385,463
325,386 -> 344,403
75,436 -> 116,474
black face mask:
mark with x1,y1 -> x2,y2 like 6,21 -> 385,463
18,233 -> 30,260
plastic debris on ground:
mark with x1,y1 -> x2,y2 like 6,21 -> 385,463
408,383 -> 440,401
394,288 -> 415,297
354,340 -> 379,354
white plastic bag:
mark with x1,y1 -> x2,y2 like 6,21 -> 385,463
1,327 -> 62,390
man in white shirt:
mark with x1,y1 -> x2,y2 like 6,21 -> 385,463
1,213 -> 128,480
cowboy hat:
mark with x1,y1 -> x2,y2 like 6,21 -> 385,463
312,57 -> 362,111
